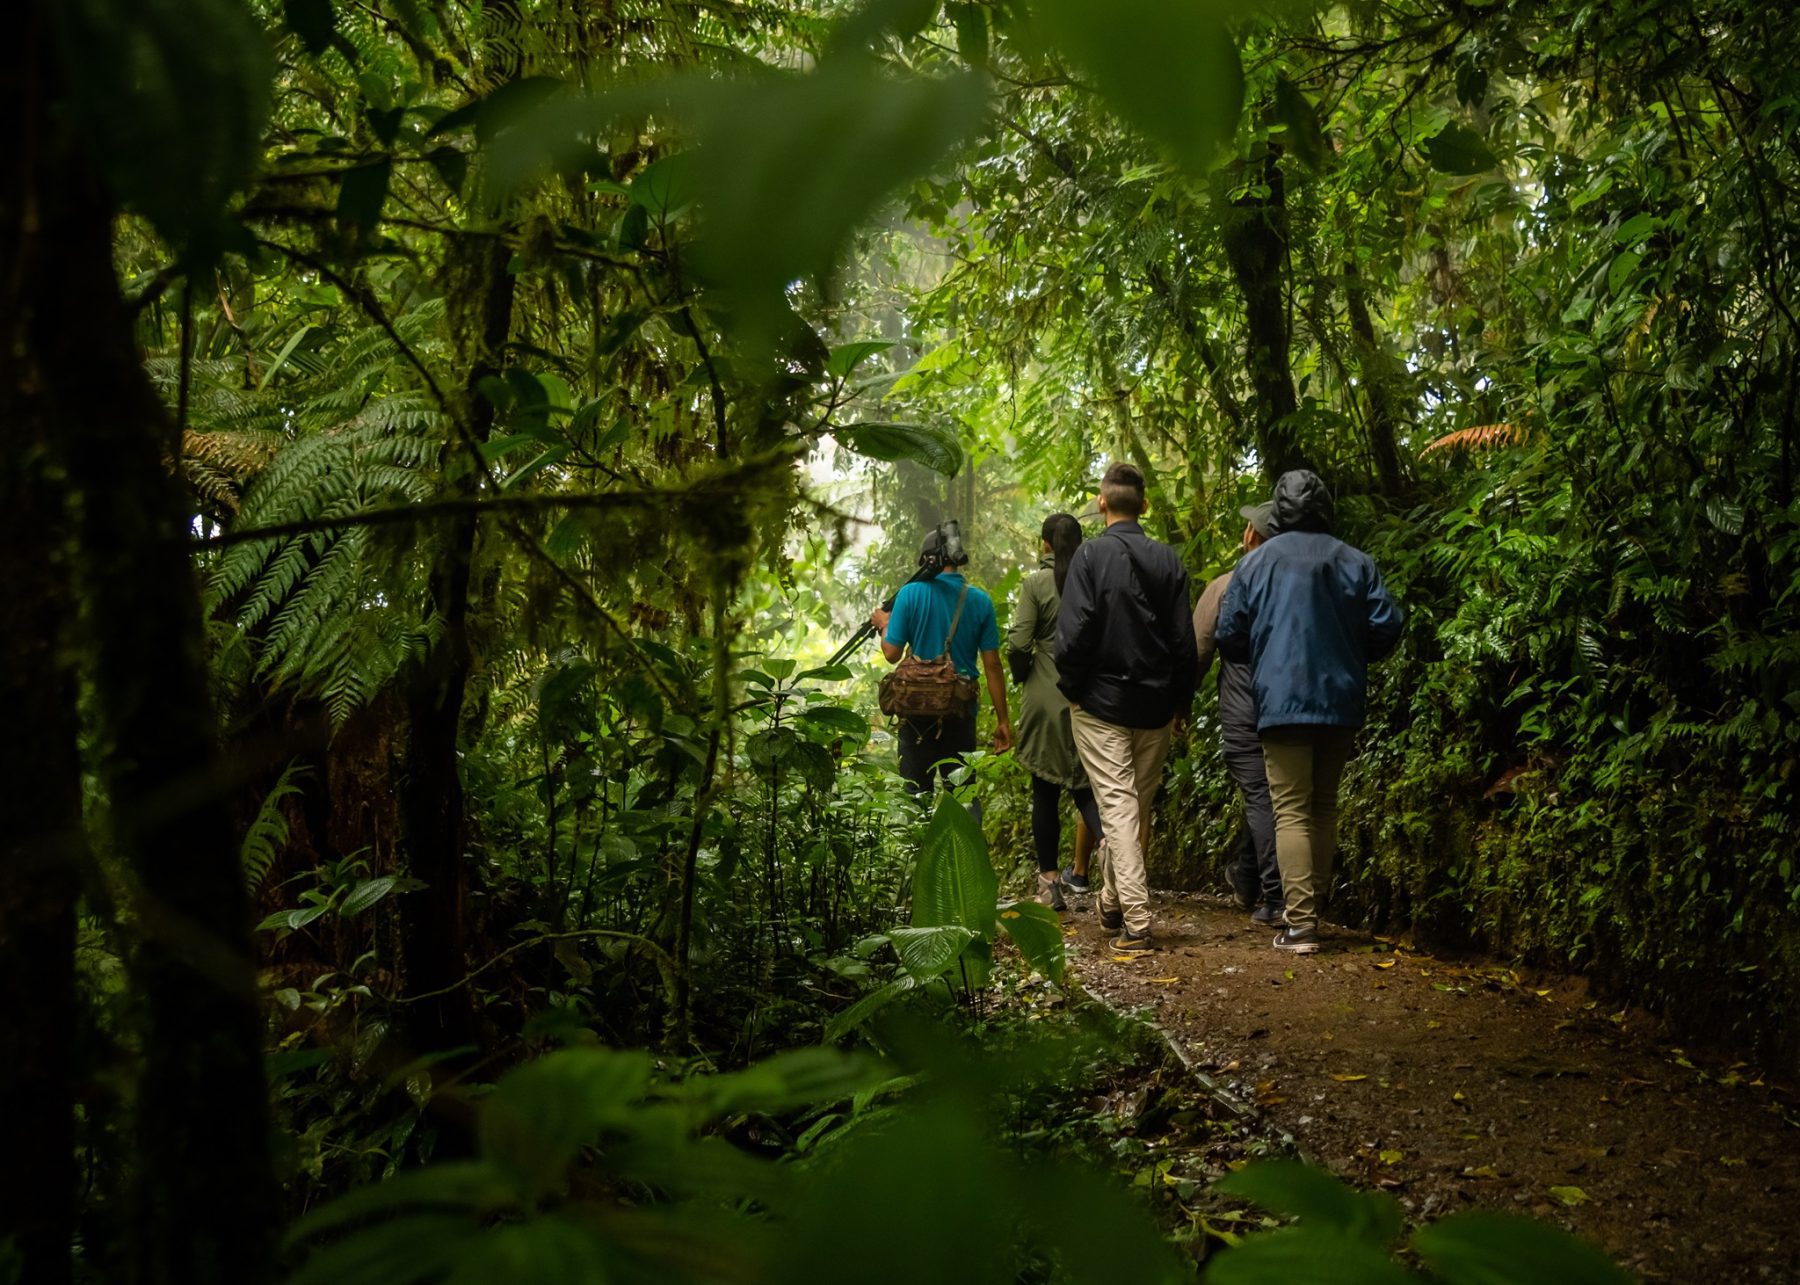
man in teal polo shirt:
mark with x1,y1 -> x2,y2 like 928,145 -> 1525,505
870,527 -> 1012,797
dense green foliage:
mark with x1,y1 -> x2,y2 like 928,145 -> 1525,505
5,0 -> 1797,1280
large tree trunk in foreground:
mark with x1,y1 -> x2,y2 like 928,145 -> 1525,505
1222,147 -> 1307,485
15,15 -> 276,1280
0,33 -> 84,1275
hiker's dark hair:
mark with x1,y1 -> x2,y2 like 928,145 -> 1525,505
1042,512 -> 1083,596
1100,461 -> 1146,518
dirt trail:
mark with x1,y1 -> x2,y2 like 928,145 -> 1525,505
1067,892 -> 1800,1282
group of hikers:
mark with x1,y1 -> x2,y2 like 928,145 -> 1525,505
870,462 -> 1403,956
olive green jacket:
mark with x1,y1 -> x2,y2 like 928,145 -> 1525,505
1006,562 -> 1088,789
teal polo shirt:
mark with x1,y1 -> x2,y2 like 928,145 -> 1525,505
884,572 -> 999,679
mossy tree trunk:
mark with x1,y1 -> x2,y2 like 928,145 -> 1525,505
13,20 -> 276,1282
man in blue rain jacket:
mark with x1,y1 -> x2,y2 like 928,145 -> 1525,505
1215,469 -> 1403,955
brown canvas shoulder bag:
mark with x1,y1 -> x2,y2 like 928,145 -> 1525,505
878,583 -> 981,718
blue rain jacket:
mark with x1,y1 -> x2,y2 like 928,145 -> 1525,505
1214,501 -> 1403,731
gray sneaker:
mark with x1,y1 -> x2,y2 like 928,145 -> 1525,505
1272,928 -> 1321,954
1035,873 -> 1067,912
1252,903 -> 1285,926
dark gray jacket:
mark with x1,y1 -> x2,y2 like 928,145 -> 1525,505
1055,520 -> 1197,729
1214,474 -> 1403,730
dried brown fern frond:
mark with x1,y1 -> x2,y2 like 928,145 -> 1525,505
183,429 -> 284,478
1421,422 -> 1531,456
182,429 -> 286,510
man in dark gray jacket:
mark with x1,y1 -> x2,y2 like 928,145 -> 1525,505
1193,500 -> 1282,925
1215,470 -> 1403,954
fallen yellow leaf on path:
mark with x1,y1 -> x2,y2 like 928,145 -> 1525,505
1549,1185 -> 1590,1207
1462,1165 -> 1500,1179
1150,976 -> 1180,984
1375,960 -> 1397,969
1379,1149 -> 1404,1165
1331,1073 -> 1369,1082
1109,955 -> 1141,963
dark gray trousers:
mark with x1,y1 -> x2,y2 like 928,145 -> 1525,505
1223,720 -> 1282,908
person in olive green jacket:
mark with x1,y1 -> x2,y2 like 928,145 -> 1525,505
1007,513 -> 1103,910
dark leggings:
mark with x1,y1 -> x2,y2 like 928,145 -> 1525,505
1031,775 -> 1102,873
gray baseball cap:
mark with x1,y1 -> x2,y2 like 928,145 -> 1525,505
1239,500 -> 1279,538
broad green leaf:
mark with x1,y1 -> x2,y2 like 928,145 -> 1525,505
629,153 -> 699,218
823,975 -> 917,1043
911,793 -> 997,938
836,422 -> 964,475
1704,498 -> 1745,536
952,2 -> 990,67
56,0 -> 272,262
995,900 -> 1066,984
286,904 -> 330,930
796,663 -> 854,682
797,705 -> 871,740
826,340 -> 896,379
1613,213 -> 1660,247
1413,1212 -> 1634,1285
1607,249 -> 1644,295
1214,1161 -> 1402,1244
478,1049 -> 654,1199
748,726 -> 798,768
484,64 -> 985,346
1422,122 -> 1498,174
1032,0 -> 1244,177
684,67 -> 987,345
790,741 -> 837,791
699,1048 -> 885,1117
338,875 -> 398,916
1203,1229 -> 1416,1285
885,924 -> 979,983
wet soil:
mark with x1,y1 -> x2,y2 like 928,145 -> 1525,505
1067,892 -> 1800,1282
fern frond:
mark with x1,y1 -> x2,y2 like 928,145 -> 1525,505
1422,422 -> 1532,455
241,759 -> 310,892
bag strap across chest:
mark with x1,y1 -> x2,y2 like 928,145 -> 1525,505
934,582 -> 971,662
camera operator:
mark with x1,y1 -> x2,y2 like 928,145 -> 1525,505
869,525 -> 1012,799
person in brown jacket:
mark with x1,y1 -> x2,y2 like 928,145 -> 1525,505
1192,501 -> 1283,925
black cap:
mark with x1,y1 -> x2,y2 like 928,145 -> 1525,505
1239,500 -> 1279,538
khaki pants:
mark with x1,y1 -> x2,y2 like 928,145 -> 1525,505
1069,707 -> 1173,936
1261,725 -> 1357,934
